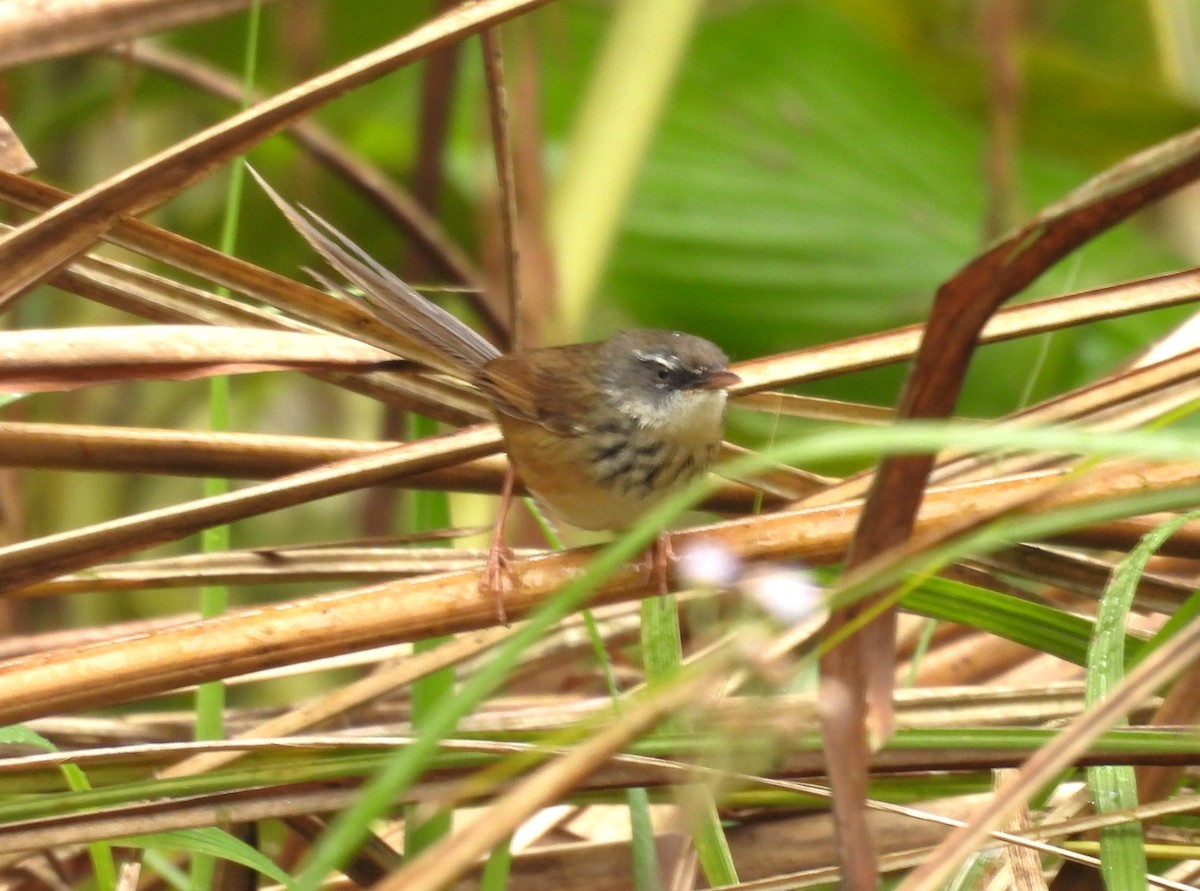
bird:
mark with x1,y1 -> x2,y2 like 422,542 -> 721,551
475,329 -> 738,533
258,176 -> 739,616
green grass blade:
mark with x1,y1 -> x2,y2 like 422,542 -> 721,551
1087,510 -> 1200,890
117,829 -> 294,889
641,595 -> 737,886
0,725 -> 116,891
405,415 -> 455,856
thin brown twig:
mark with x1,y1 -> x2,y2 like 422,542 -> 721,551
119,41 -> 490,319
481,27 -> 524,349
0,0 -> 555,307
0,460 -> 1196,724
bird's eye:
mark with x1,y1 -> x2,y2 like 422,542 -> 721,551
655,367 -> 671,382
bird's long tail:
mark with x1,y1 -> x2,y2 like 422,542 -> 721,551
252,167 -> 501,381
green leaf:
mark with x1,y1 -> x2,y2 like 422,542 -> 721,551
0,725 -> 116,891
1130,510 -> 1200,665
641,596 -> 738,886
1086,510 -> 1200,890
901,577 -> 1117,666
602,1 -> 1186,417
116,829 -> 295,889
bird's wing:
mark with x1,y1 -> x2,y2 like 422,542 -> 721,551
475,345 -> 598,436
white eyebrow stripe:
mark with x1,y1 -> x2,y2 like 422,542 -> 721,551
632,349 -> 678,368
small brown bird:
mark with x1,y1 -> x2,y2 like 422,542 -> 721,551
476,329 -> 738,532
261,178 -> 738,606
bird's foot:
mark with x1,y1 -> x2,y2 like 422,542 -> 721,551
645,531 -> 677,595
479,463 -> 519,625
479,543 -> 517,626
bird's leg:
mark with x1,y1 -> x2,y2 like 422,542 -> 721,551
480,463 -> 519,624
646,531 -> 677,595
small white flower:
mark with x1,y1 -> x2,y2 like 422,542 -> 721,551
677,539 -> 742,589
742,564 -> 821,625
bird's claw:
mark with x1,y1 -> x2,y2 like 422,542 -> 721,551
480,545 -> 517,625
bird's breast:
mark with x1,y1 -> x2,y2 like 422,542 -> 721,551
494,396 -> 724,532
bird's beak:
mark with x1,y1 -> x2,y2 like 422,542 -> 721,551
695,369 -> 740,391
